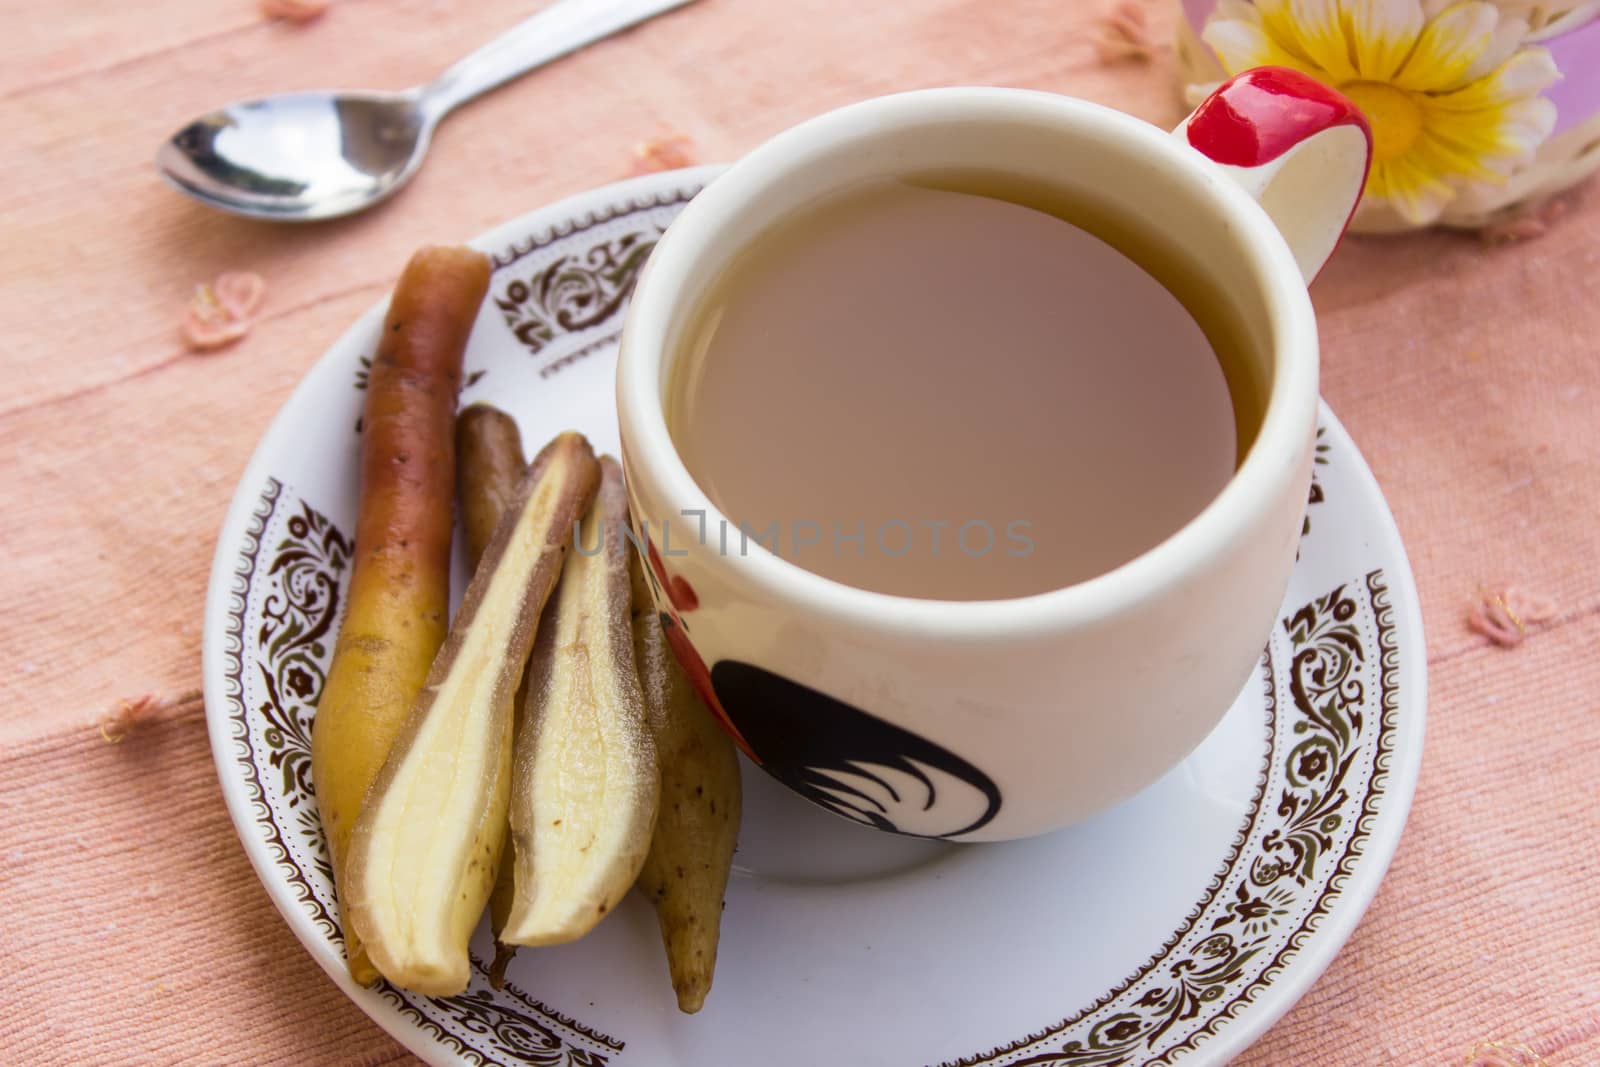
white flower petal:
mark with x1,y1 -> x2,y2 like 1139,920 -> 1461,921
1347,0 -> 1426,80
1203,16 -> 1303,71
1377,155 -> 1455,223
1428,48 -> 1560,111
1459,13 -> 1530,84
1491,47 -> 1562,99
1410,92 -> 1552,186
1263,0 -> 1357,81
1394,2 -> 1499,91
1412,115 -> 1511,180
1492,96 -> 1559,148
1215,0 -> 1324,71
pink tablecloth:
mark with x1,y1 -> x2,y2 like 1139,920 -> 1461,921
1,0 -> 1596,1063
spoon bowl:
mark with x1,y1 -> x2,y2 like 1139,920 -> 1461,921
158,91 -> 430,221
155,0 -> 699,221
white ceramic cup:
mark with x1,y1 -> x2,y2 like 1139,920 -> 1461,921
616,68 -> 1372,841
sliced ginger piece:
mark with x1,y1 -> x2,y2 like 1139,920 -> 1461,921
501,456 -> 659,946
344,432 -> 599,995
452,402 -> 530,985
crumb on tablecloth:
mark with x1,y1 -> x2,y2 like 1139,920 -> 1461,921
1095,1 -> 1154,63
183,271 -> 265,352
260,0 -> 330,22
630,134 -> 697,175
98,688 -> 204,742
1467,586 -> 1557,648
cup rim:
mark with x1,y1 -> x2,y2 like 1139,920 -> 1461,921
616,86 -> 1320,638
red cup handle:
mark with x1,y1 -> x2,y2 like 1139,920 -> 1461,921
1176,67 -> 1372,284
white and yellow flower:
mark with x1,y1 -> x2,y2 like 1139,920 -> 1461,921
1203,0 -> 1560,224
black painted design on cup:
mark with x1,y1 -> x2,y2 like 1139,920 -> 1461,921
709,661 -> 1002,838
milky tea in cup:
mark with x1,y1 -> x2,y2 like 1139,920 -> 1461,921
662,170 -> 1263,601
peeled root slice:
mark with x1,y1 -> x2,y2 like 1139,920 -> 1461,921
502,457 -> 659,947
345,433 -> 599,994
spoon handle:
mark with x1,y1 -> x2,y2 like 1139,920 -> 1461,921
422,0 -> 700,119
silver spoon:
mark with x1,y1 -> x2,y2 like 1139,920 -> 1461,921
158,0 -> 699,221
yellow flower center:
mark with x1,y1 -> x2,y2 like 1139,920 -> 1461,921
1341,81 -> 1424,164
